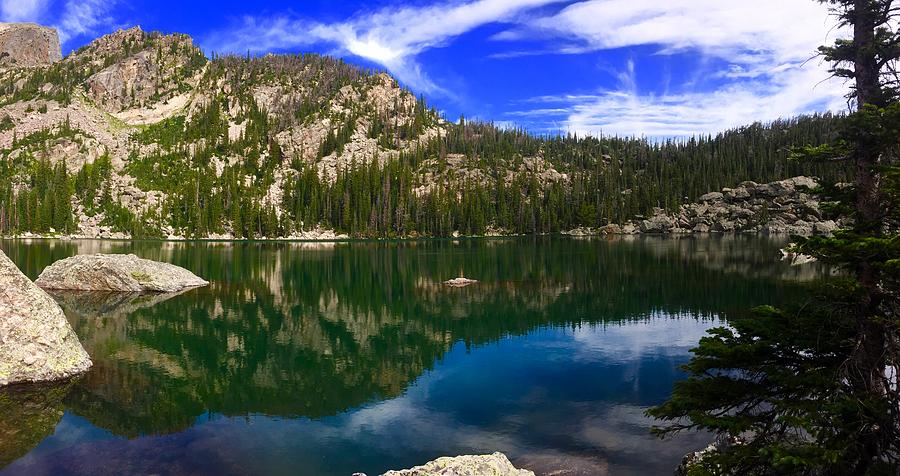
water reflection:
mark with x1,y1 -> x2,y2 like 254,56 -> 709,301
0,236 -> 818,475
0,381 -> 73,467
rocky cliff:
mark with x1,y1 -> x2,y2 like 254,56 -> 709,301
0,23 -> 61,69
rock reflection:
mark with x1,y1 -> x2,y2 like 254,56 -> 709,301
0,380 -> 75,466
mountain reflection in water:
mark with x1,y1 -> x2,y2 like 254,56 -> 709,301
0,236 -> 824,476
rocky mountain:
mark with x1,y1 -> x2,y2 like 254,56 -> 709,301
0,24 -> 850,239
0,23 -> 61,69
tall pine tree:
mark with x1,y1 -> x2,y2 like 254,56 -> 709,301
649,1 -> 900,474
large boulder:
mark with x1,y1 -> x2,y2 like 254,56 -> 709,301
0,249 -> 92,386
640,209 -> 676,233
382,453 -> 534,476
0,23 -> 61,69
35,254 -> 208,293
698,192 -> 724,202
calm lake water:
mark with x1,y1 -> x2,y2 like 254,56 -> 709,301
0,236 -> 821,476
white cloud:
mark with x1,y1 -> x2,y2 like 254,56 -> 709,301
496,0 -> 850,137
511,60 -> 848,137
206,0 -> 850,136
497,0 -> 832,63
56,0 -> 118,44
0,0 -> 118,44
0,0 -> 50,22
204,0 -> 564,94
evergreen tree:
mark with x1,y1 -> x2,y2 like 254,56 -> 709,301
649,1 -> 900,474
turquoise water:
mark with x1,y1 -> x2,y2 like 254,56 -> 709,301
0,236 -> 819,475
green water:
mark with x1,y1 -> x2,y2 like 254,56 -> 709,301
0,236 -> 821,475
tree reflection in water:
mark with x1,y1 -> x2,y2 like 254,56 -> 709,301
0,236 -> 824,475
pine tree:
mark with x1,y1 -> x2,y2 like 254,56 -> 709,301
649,1 -> 900,473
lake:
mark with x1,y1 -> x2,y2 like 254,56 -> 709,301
0,236 -> 821,476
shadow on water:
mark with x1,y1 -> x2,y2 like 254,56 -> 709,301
0,235 -> 826,475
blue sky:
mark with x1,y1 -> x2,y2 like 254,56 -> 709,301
1,0 -> 849,137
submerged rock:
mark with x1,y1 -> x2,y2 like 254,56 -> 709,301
444,277 -> 479,287
382,452 -> 534,476
0,249 -> 92,386
35,254 -> 208,293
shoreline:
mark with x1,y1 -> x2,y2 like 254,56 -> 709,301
0,229 -> 804,243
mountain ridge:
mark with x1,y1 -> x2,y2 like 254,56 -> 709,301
0,23 -> 849,239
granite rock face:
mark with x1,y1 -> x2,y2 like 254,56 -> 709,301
382,452 -> 535,476
35,254 -> 208,293
0,249 -> 92,386
0,23 -> 61,69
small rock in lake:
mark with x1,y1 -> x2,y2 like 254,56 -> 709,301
444,277 -> 478,287
780,245 -> 817,266
35,254 -> 209,293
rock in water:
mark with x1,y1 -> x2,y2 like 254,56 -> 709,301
0,249 -> 91,386
382,452 -> 534,476
35,254 -> 209,293
0,23 -> 62,69
444,277 -> 479,287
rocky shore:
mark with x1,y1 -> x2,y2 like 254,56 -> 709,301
565,176 -> 840,237
1,176 -> 836,242
1,226 -> 351,242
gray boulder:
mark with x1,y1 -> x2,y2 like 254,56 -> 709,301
790,176 -> 819,190
641,210 -> 676,233
382,452 -> 534,476
814,220 -> 839,235
724,187 -> 751,201
598,224 -> 623,235
698,192 -> 724,202
36,254 -> 208,293
0,249 -> 91,386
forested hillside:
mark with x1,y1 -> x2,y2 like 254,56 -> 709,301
0,24 -> 851,239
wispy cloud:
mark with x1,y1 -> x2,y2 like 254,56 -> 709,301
0,0 -> 50,22
495,0 -> 833,63
204,0 -> 564,95
496,0 -> 849,137
56,0 -> 119,44
510,64 -> 847,138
